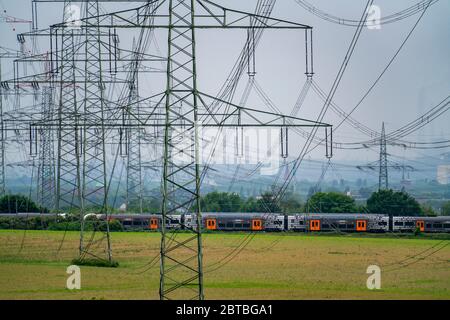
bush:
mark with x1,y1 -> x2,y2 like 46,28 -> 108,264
0,194 -> 48,213
71,258 -> 119,268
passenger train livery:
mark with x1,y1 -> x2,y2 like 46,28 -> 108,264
3,212 -> 449,233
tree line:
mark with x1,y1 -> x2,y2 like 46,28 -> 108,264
197,189 -> 448,216
0,190 -> 449,216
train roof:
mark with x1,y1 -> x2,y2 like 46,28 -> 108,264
395,216 -> 450,222
0,213 -> 55,217
289,213 -> 389,218
201,212 -> 284,218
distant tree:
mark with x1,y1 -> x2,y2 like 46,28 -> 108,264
306,192 -> 358,213
366,189 -> 422,216
240,192 -> 282,213
442,201 -> 450,216
199,192 -> 243,212
255,192 -> 281,212
0,194 -> 46,213
241,197 -> 258,212
279,192 -> 303,213
421,205 -> 437,217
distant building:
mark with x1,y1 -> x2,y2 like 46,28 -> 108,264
437,165 -> 450,185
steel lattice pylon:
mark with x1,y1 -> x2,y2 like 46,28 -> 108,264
0,60 -> 5,196
160,0 -> 204,300
79,1 -> 112,263
379,122 -> 388,190
37,86 -> 56,210
10,0 -> 331,299
126,40 -> 144,214
81,1 -> 108,211
56,1 -> 83,215
126,88 -> 144,214
54,0 -> 113,263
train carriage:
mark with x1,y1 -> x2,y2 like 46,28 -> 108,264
287,213 -> 389,232
201,212 -> 284,232
110,214 -> 182,231
393,216 -> 450,233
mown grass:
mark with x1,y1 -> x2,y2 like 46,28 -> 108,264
0,229 -> 449,300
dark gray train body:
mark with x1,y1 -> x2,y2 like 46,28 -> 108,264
1,212 -> 449,233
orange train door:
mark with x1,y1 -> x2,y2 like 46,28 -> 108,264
206,219 -> 217,230
252,219 -> 263,231
356,220 -> 367,232
416,220 -> 425,232
310,219 -> 320,231
150,218 -> 158,230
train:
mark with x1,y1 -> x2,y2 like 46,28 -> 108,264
3,212 -> 449,233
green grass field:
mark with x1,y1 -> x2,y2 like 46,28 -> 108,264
0,230 -> 449,299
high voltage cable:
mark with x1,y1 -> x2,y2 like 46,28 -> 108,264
281,0 -> 436,171
291,0 -> 446,151
275,0 -> 374,203
294,0 -> 439,27
205,1 -> 376,273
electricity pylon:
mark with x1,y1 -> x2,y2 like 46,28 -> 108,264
157,0 -> 324,300
56,0 -> 83,214
79,0 -> 112,263
356,122 -> 414,192
379,122 -> 388,190
37,86 -> 56,210
125,38 -> 144,214
25,0 -> 331,299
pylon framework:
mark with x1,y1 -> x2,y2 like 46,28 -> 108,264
4,0 -> 332,299
379,122 -> 388,190
55,0 -> 328,300
79,1 -> 112,263
37,86 -> 56,210
5,0 -> 164,264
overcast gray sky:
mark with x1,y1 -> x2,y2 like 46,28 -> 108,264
1,0 -> 449,166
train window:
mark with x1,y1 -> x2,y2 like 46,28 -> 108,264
274,221 -> 282,225
378,221 -> 387,226
405,222 -> 414,226
226,222 -> 233,228
394,221 -> 403,226
426,224 -> 432,228
444,224 -> 450,228
219,223 -> 225,228
299,221 -> 304,225
235,223 -> 243,228
434,224 -> 443,228
291,219 -> 295,223
243,223 -> 250,228
322,224 -> 329,228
